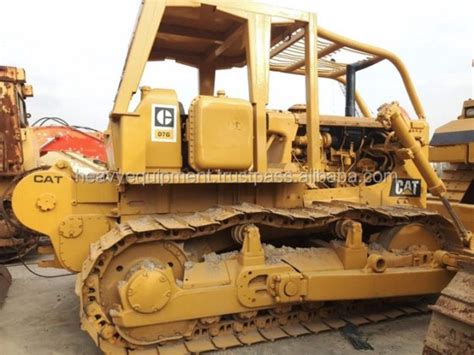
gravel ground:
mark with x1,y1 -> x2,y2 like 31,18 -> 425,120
0,262 -> 430,355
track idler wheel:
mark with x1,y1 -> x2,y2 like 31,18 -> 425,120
123,263 -> 172,314
378,223 -> 442,251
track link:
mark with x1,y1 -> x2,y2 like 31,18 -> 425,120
79,201 -> 462,354
155,298 -> 432,354
423,269 -> 474,354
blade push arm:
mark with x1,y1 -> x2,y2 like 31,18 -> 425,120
377,102 -> 472,250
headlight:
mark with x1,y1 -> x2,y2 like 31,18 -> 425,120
465,107 -> 474,118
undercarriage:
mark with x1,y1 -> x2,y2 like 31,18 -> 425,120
79,202 -> 461,353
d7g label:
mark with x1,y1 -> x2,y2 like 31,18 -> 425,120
151,104 -> 177,143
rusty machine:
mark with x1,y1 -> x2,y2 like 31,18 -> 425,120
0,66 -> 38,304
423,99 -> 474,354
9,1 -> 474,353
0,66 -> 39,263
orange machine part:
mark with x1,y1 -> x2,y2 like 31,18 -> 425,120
33,126 -> 106,162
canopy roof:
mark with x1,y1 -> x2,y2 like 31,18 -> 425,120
149,4 -> 390,78
113,0 -> 424,122
150,5 -> 382,78
270,28 -> 381,78
151,5 -> 294,69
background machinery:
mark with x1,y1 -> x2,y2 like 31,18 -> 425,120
0,65 -> 38,304
423,99 -> 474,353
32,117 -> 106,163
0,66 -> 106,264
0,66 -> 105,303
0,66 -> 39,263
428,99 -> 474,231
8,1 -> 474,353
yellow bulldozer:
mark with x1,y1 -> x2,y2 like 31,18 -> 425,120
7,1 -> 474,353
423,99 -> 474,353
428,99 -> 474,231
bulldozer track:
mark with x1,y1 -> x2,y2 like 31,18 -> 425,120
153,298 -> 432,354
79,202 -> 462,354
423,269 -> 474,354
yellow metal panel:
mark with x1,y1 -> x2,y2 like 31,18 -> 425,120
111,88 -> 183,173
188,95 -> 253,171
138,88 -> 182,171
12,170 -> 75,238
75,182 -> 118,203
304,268 -> 452,300
433,118 -> 474,135
182,260 -> 231,289
57,214 -> 111,271
430,145 -> 468,164
119,113 -> 147,172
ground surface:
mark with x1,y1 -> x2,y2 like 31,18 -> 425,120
0,261 -> 430,355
